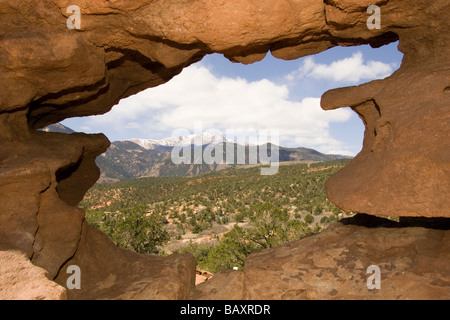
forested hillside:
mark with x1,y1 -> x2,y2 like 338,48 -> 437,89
81,159 -> 354,272
96,140 -> 347,182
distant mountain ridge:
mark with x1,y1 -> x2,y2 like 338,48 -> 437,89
40,123 -> 75,134
42,124 -> 351,183
98,137 -> 349,183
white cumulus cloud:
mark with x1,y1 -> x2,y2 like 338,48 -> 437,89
289,51 -> 396,83
82,64 -> 356,155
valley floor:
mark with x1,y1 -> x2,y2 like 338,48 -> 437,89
81,159 -> 354,273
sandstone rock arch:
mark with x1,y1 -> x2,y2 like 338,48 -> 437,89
0,0 -> 449,299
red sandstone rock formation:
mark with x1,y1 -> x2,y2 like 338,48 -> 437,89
0,0 -> 449,299
0,250 -> 67,300
191,215 -> 450,300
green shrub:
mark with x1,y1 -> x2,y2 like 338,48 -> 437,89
304,214 -> 314,224
87,205 -> 169,254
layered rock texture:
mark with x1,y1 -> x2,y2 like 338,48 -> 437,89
0,0 -> 449,299
191,215 -> 450,300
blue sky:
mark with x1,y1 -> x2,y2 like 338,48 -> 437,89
63,42 -> 403,156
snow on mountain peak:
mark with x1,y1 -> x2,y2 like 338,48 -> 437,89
127,132 -> 231,150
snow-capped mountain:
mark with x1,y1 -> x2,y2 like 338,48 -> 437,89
41,124 -> 351,182
128,132 -> 234,149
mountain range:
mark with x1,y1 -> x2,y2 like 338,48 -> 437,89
43,124 -> 351,183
